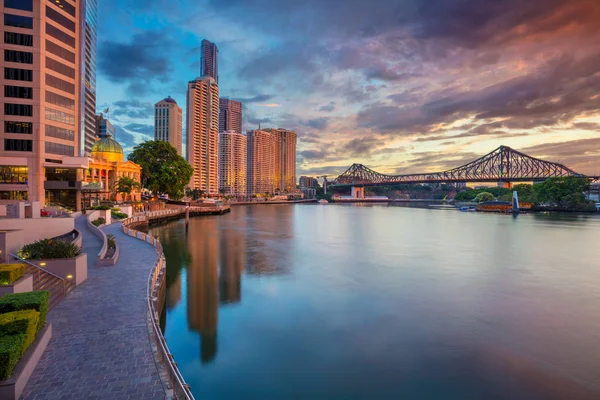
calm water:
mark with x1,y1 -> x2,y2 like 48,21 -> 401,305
149,205 -> 600,399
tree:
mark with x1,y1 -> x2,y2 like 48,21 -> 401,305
474,192 -> 495,203
113,176 -> 140,202
128,141 -> 193,200
534,177 -> 592,210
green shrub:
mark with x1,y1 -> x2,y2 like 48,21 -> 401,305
0,264 -> 25,285
92,217 -> 106,227
92,205 -> 112,210
111,212 -> 128,219
106,234 -> 116,249
17,239 -> 81,260
0,291 -> 49,332
0,334 -> 25,380
0,309 -> 39,356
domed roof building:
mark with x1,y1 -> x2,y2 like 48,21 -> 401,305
84,114 -> 142,202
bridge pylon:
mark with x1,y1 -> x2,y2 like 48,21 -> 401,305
351,186 -> 365,199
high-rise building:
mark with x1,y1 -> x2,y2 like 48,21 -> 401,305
186,77 -> 219,194
1,0 -> 89,208
264,128 -> 297,193
246,130 -> 275,196
219,98 -> 242,133
218,131 -> 246,196
200,39 -> 218,84
154,96 -> 183,155
81,0 -> 97,155
95,113 -> 114,138
299,176 -> 319,188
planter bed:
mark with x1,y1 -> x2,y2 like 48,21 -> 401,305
0,275 -> 33,297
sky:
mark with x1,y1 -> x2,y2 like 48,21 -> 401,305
97,0 -> 600,177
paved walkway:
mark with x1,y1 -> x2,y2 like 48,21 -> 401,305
22,216 -> 165,400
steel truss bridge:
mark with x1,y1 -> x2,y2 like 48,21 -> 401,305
332,146 -> 600,187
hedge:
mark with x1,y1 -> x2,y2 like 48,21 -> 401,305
0,309 -> 39,356
0,291 -> 49,332
0,334 -> 24,380
0,264 -> 25,285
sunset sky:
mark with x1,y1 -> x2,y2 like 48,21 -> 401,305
97,0 -> 600,177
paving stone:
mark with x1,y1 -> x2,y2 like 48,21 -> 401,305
21,217 -> 166,399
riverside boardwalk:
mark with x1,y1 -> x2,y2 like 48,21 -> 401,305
21,215 -> 165,399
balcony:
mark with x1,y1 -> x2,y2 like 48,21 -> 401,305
44,181 -> 83,190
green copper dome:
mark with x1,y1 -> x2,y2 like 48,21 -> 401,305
91,137 -> 123,154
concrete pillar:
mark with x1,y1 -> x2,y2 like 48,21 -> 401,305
351,186 -> 365,198
498,181 -> 512,189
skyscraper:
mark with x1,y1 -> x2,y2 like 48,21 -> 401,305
246,130 -> 275,196
81,0 -> 97,155
186,77 -> 219,194
218,131 -> 246,196
200,39 -> 218,84
154,96 -> 183,155
264,128 -> 297,193
219,98 -> 242,133
1,0 -> 89,208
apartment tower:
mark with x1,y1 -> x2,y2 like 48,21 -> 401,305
200,39 -> 218,84
246,129 -> 275,196
219,98 -> 241,133
81,0 -> 97,155
154,96 -> 182,155
186,76 -> 219,194
218,130 -> 246,196
264,128 -> 297,193
1,0 -> 88,207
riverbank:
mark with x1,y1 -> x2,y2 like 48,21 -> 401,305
230,199 -> 317,206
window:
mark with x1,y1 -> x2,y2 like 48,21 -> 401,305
4,14 -> 33,29
5,50 -> 33,64
47,0 -> 75,18
5,121 -> 33,134
0,165 -> 28,184
46,124 -> 74,141
45,107 -> 75,125
5,67 -> 33,81
45,141 -> 74,156
4,139 -> 33,152
46,23 -> 75,48
46,6 -> 75,32
4,85 -> 33,99
5,103 -> 33,116
4,32 -> 33,47
46,91 -> 74,110
4,0 -> 33,12
46,74 -> 74,94
46,57 -> 75,79
45,40 -> 75,63
0,191 -> 28,200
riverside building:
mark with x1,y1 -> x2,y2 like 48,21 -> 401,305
154,96 -> 183,155
0,0 -> 93,209
246,129 -> 275,196
219,98 -> 242,133
264,128 -> 297,193
218,130 -> 246,197
186,76 -> 219,195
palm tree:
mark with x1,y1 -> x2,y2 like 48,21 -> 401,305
114,176 -> 141,202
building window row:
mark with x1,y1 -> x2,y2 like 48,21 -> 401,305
46,90 -> 74,110
46,73 -> 75,94
46,6 -> 75,32
46,40 -> 75,63
4,14 -> 33,29
5,67 -> 33,82
4,32 -> 33,47
5,103 -> 33,116
0,165 -> 28,184
5,0 -> 33,11
46,124 -> 74,141
4,139 -> 32,152
0,191 -> 28,200
45,107 -> 75,125
5,121 -> 33,134
45,23 -> 76,48
4,85 -> 33,99
5,50 -> 33,64
45,141 -> 74,156
46,57 -> 75,79
47,0 -> 76,17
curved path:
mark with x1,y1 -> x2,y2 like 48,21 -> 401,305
22,216 -> 165,400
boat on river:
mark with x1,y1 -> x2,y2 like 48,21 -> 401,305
319,199 -> 329,204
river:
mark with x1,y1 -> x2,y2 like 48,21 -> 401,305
149,204 -> 600,399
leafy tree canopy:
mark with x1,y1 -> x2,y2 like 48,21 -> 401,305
474,192 -> 495,203
534,176 -> 592,210
128,140 -> 193,200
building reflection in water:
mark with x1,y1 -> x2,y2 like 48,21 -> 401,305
219,207 -> 247,304
187,217 -> 219,364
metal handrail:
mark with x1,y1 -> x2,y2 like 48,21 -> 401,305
10,253 -> 67,282
122,216 -> 195,400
